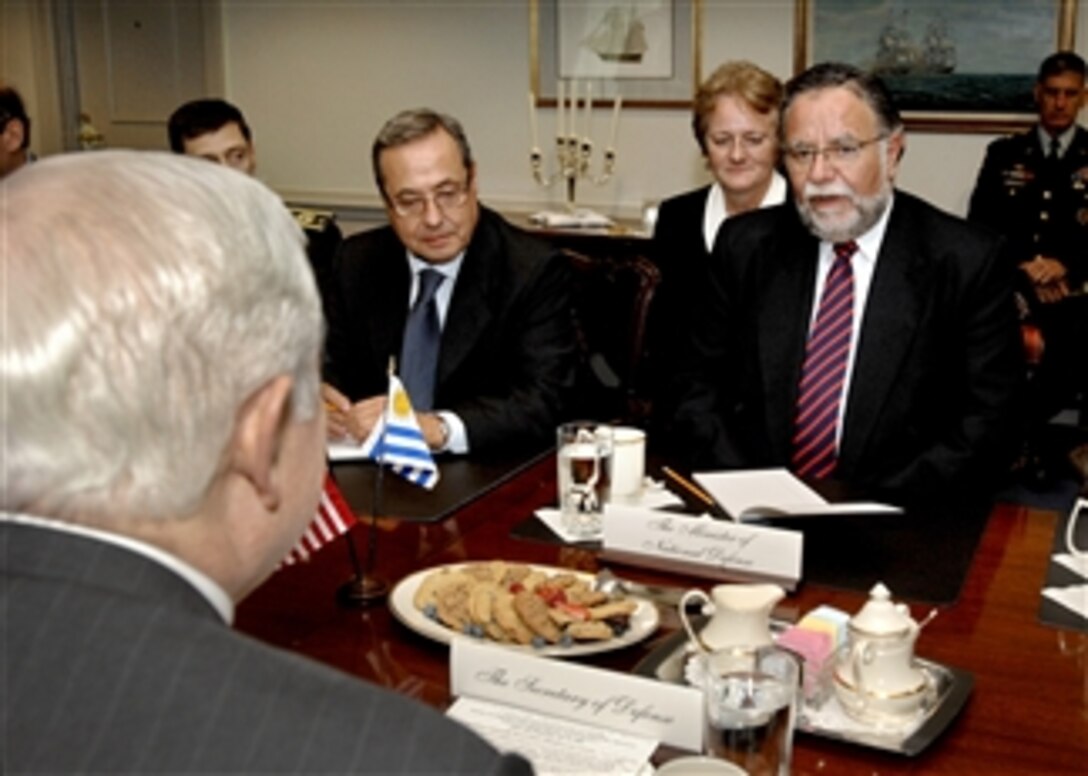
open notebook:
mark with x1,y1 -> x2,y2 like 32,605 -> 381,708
693,468 -> 901,520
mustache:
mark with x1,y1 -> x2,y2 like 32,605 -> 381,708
802,182 -> 856,200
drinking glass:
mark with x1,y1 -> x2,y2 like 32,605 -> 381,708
699,645 -> 799,776
556,421 -> 612,538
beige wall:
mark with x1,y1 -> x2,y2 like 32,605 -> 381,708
221,0 -> 1088,219
1,0 -> 64,157
6,1 -> 1088,218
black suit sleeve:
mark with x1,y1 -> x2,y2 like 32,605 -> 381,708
452,249 -> 578,453
868,230 -> 1024,501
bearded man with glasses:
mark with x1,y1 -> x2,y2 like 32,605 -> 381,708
668,62 -> 1022,507
323,108 -> 577,455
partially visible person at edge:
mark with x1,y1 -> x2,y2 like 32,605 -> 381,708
0,150 -> 532,775
668,62 -> 1023,507
322,108 -> 577,456
0,84 -> 32,178
968,51 -> 1088,485
168,97 -> 342,305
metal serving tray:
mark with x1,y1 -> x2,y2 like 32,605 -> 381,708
633,627 -> 973,756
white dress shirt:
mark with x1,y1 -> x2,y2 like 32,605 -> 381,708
1037,123 -> 1077,158
702,170 -> 788,252
807,194 -> 896,449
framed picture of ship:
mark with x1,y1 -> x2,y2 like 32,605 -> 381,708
794,0 -> 1079,133
531,0 -> 702,109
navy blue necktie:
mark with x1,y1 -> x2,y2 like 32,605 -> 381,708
400,269 -> 444,411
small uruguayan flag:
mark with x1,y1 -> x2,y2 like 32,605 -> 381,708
359,375 -> 440,489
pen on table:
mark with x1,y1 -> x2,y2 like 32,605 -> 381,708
661,466 -> 728,518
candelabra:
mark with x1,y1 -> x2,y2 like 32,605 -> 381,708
530,133 -> 616,211
528,81 -> 621,216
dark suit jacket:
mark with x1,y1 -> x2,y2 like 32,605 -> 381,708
647,186 -> 713,413
652,185 -> 714,273
968,125 -> 1088,284
670,192 -> 1023,504
2,521 -> 531,774
324,207 -> 577,454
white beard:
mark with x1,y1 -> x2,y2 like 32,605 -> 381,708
795,179 -> 892,243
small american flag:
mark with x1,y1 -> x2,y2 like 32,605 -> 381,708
280,473 -> 357,566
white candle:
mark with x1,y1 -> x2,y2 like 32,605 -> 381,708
584,82 -> 592,142
557,79 -> 565,143
608,95 -> 623,150
528,91 -> 540,150
569,78 -> 578,138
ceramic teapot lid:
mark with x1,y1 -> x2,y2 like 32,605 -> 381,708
850,582 -> 914,636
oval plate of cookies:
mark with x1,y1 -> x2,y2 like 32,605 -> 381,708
389,561 -> 661,657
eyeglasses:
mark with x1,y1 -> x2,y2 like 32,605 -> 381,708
783,135 -> 887,169
706,132 -> 770,152
389,180 -> 471,218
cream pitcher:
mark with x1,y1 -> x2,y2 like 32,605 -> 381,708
679,583 -> 785,652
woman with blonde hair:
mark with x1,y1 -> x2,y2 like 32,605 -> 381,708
649,61 -> 785,425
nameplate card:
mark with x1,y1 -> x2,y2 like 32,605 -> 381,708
602,506 -> 803,587
450,638 -> 702,751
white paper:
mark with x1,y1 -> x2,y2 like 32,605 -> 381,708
447,696 -> 656,776
327,439 -> 368,462
602,507 -> 803,586
1053,553 -> 1088,579
529,209 -> 614,228
1042,584 -> 1088,619
450,639 -> 703,751
694,469 -> 901,520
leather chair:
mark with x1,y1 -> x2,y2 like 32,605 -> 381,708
563,249 -> 661,425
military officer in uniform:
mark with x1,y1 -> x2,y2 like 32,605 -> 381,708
167,98 -> 342,302
968,51 -> 1088,481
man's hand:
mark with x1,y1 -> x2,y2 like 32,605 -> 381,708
1034,279 -> 1070,304
418,412 -> 449,451
321,383 -> 384,442
1019,255 -> 1068,285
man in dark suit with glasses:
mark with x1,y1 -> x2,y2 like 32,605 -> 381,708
669,63 -> 1022,506
323,108 -> 577,455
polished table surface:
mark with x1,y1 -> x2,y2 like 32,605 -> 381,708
237,457 -> 1087,774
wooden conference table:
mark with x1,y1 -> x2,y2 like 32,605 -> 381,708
236,455 -> 1087,774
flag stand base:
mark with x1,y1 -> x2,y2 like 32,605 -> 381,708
337,574 -> 389,607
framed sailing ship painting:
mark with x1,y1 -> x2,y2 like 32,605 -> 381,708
531,0 -> 702,109
794,0 -> 1078,133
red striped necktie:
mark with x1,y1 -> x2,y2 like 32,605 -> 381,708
791,240 -> 858,479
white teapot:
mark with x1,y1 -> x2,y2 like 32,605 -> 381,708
834,582 -> 934,721
678,583 -> 784,653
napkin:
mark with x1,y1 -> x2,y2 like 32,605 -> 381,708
535,508 -> 600,543
1042,584 -> 1088,620
537,480 -> 685,543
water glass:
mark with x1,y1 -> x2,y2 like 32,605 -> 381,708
700,645 -> 800,776
556,422 -> 612,538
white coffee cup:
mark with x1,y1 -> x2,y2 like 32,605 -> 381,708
609,426 -> 646,501
1066,497 -> 1088,558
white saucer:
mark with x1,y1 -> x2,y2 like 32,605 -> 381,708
832,666 -> 935,727
656,755 -> 748,775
